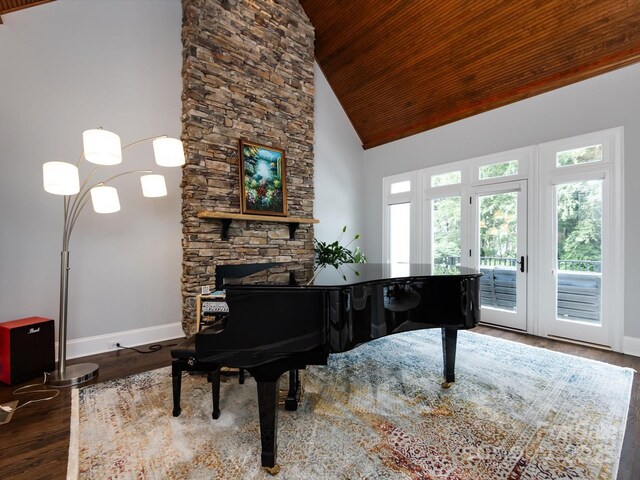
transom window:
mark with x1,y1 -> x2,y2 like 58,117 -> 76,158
556,144 -> 603,168
431,170 -> 461,187
479,159 -> 518,180
390,180 -> 411,194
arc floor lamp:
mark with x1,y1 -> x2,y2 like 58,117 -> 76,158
42,128 -> 185,387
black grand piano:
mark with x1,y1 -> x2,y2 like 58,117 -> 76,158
194,263 -> 481,471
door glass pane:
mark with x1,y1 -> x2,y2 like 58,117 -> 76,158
389,203 -> 410,264
479,192 -> 518,311
556,180 -> 602,323
432,196 -> 461,267
431,171 -> 461,187
479,159 -> 518,180
556,144 -> 603,168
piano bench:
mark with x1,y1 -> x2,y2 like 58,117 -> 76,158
170,338 -> 245,419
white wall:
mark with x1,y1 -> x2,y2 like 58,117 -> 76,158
0,0 -> 184,348
0,2 -> 366,354
313,64 -> 365,245
362,62 -> 640,338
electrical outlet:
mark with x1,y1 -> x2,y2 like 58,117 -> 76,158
202,285 -> 211,295
108,340 -> 122,350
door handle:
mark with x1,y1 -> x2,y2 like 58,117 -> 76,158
516,256 -> 525,273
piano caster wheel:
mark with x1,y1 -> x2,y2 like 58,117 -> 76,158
212,410 -> 220,420
264,464 -> 281,475
172,408 -> 181,417
441,381 -> 453,389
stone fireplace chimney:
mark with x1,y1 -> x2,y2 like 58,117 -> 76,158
180,0 -> 316,334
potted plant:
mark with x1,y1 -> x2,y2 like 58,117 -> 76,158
313,226 -> 366,280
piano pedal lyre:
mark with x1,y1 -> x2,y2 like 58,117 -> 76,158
278,370 -> 305,406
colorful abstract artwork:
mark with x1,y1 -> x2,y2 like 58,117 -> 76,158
239,139 -> 287,216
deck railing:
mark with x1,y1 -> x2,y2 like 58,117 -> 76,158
438,256 -> 602,272
437,256 -> 602,323
556,259 -> 601,272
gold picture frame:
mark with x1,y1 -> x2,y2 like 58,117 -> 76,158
239,139 -> 287,216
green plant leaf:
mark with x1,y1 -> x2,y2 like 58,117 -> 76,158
314,226 -> 367,270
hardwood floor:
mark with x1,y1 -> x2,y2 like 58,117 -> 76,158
0,339 -> 181,479
0,328 -> 637,479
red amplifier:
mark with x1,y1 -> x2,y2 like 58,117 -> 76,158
0,317 -> 55,385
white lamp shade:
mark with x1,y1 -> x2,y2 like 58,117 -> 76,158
43,161 -> 80,195
153,137 -> 185,167
83,129 -> 122,165
90,185 -> 121,213
140,174 -> 167,197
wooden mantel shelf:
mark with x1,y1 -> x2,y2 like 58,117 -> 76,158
197,211 -> 319,240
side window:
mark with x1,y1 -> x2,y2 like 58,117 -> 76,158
388,203 -> 411,264
383,173 -> 416,264
431,196 -> 461,267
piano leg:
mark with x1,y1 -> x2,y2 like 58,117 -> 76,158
256,380 -> 280,473
171,361 -> 182,417
441,328 -> 458,389
285,369 -> 300,411
209,371 -> 221,419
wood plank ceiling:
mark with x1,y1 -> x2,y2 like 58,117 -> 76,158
0,0 -> 54,24
2,1 -> 639,149
300,0 -> 640,149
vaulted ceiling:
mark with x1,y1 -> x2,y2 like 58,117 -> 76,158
300,0 -> 640,149
4,1 -> 640,150
0,0 -> 53,23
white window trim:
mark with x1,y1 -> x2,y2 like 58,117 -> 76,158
470,179 -> 529,331
537,127 -> 623,351
381,127 -> 624,352
423,189 -> 470,268
382,171 -> 420,264
423,159 -> 468,188
543,128 -> 617,173
470,146 -> 533,184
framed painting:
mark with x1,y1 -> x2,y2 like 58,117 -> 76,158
239,139 -> 287,216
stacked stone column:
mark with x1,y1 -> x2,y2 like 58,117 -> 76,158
181,0 -> 316,334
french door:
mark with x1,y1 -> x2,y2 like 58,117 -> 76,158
471,180 -> 528,330
537,129 -> 623,349
395,128 -> 622,350
541,176 -> 607,345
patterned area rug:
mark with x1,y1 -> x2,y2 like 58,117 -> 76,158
68,330 -> 633,479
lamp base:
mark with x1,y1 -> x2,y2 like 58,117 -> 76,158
47,363 -> 99,387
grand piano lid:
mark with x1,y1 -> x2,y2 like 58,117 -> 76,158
223,263 -> 482,289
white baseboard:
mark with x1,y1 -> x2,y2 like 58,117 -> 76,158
56,322 -> 185,360
623,336 -> 640,358
55,325 -> 640,359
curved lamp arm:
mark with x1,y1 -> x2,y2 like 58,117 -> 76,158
45,128 -> 183,387
121,134 -> 167,150
63,169 -> 153,249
